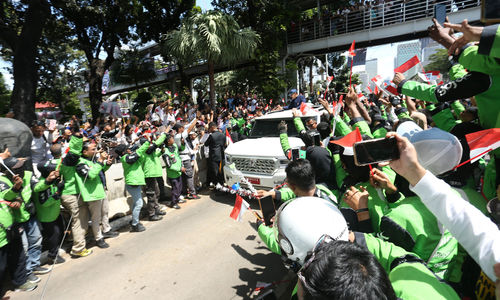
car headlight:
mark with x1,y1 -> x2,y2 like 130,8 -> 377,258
225,154 -> 232,164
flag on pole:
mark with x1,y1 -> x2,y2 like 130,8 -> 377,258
348,40 -> 356,88
226,128 -> 233,146
348,40 -> 356,57
366,86 -> 373,94
394,55 -> 422,79
229,194 -> 250,222
465,128 -> 500,163
372,75 -> 399,96
330,127 -> 362,155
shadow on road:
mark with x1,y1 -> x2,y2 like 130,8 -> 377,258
230,241 -> 289,299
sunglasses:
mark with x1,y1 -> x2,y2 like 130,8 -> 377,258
296,232 -> 344,295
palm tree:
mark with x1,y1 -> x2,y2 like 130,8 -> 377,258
162,11 -> 260,107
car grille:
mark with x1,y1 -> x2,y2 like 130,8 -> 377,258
233,157 -> 276,175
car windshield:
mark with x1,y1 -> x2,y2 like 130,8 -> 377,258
250,118 -> 307,138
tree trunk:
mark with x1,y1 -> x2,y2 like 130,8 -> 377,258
178,63 -> 190,102
88,59 -> 106,120
298,65 -> 304,93
208,60 -> 216,108
10,0 -> 49,125
309,59 -> 314,95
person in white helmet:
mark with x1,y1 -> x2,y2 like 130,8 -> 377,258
269,196 -> 460,300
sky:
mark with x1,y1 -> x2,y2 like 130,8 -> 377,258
197,0 -> 213,11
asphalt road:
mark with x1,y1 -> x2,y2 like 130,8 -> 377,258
10,192 -> 289,300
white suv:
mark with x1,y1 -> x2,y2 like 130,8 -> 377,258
223,108 -> 323,189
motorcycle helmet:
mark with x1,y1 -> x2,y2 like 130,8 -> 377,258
275,197 -> 349,269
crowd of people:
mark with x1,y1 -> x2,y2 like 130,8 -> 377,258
0,16 -> 498,300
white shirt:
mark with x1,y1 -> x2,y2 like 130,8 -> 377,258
31,132 -> 53,165
411,171 -> 500,281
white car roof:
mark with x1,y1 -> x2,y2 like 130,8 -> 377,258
257,106 -> 325,120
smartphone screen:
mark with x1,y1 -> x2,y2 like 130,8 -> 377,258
258,195 -> 276,226
353,137 -> 400,166
434,4 -> 446,25
292,148 -> 300,161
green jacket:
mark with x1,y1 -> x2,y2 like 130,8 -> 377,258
60,135 -> 83,195
275,184 -> 338,205
165,144 -> 182,179
477,24 -> 500,59
0,171 -> 34,223
356,233 -> 460,300
399,62 -> 500,130
143,133 -> 166,178
0,201 -> 14,248
33,178 -> 61,223
377,195 -> 459,281
121,141 -> 150,186
339,166 -> 396,232
332,115 -> 352,137
75,157 -> 110,202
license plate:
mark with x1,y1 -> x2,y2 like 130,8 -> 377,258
246,177 -> 260,185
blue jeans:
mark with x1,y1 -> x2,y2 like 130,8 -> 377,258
126,185 -> 144,226
20,216 -> 42,274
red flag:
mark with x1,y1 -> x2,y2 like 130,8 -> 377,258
366,86 -> 373,94
385,82 -> 399,96
348,40 -> 356,57
330,127 -> 362,155
229,194 -> 249,221
300,102 -> 317,115
374,85 -> 379,95
394,55 -> 422,79
466,128 -> 500,163
226,128 -> 233,146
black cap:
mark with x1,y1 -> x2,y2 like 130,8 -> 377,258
2,157 -> 25,170
114,144 -> 128,156
38,161 -> 57,178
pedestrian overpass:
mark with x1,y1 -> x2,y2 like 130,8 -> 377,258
103,0 -> 481,96
287,0 -> 481,56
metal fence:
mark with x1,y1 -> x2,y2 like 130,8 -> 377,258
287,0 -> 480,44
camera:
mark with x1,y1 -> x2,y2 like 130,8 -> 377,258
390,96 -> 401,107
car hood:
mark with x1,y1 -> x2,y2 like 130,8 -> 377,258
225,137 -> 304,158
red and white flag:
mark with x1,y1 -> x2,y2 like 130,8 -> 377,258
394,55 -> 422,79
348,40 -> 356,57
465,128 -> 500,163
229,194 -> 250,222
330,127 -> 362,155
366,86 -> 373,94
418,70 -> 444,85
300,102 -> 317,115
226,128 -> 233,146
384,81 -> 399,96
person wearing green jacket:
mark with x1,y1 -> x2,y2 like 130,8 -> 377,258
297,234 -> 460,300
164,135 -> 184,209
0,153 -> 37,293
59,133 -> 93,258
0,156 -> 49,283
114,140 -> 151,232
75,142 -> 112,249
33,161 -> 65,265
143,131 -> 168,221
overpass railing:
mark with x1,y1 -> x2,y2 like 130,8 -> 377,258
287,0 -> 480,44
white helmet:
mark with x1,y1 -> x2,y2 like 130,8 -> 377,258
275,197 -> 349,267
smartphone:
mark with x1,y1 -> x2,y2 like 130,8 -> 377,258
258,195 -> 276,226
353,137 -> 400,166
313,133 -> 321,146
292,148 -> 300,161
481,0 -> 500,23
433,4 -> 446,25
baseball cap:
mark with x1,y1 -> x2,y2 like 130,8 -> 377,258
2,157 -> 25,170
288,89 -> 298,95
